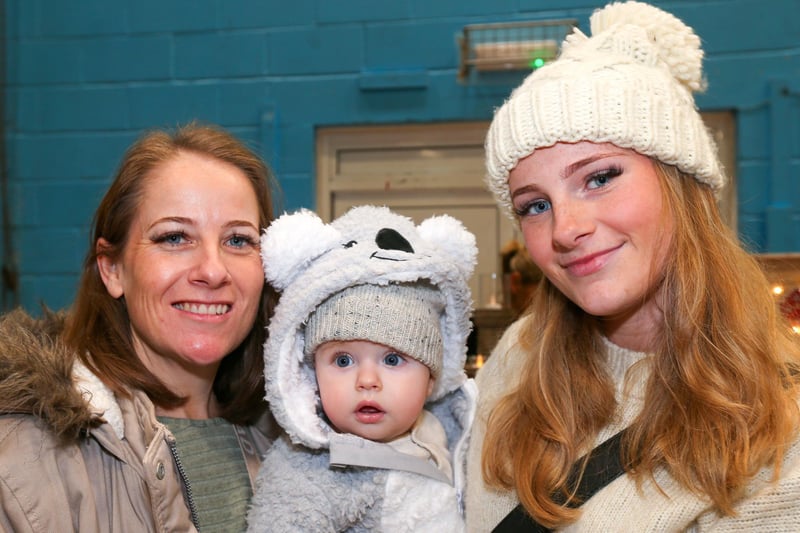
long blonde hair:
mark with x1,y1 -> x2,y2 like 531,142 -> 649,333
481,161 -> 800,527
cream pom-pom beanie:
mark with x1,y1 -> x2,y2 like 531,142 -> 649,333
485,1 -> 726,216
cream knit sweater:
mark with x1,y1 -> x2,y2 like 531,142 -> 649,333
465,319 -> 800,532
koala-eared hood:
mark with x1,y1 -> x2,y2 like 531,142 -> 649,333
261,205 -> 477,449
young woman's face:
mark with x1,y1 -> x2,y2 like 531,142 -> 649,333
314,340 -> 435,443
509,141 -> 671,344
98,151 -> 264,381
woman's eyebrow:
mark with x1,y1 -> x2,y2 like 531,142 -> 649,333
561,152 -> 624,179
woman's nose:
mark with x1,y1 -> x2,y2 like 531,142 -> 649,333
552,201 -> 594,249
190,244 -> 232,287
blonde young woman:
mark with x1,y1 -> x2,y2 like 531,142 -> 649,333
466,2 -> 800,531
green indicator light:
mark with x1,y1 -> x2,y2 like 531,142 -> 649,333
530,57 -> 545,69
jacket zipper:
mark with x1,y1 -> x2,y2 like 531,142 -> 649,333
167,438 -> 201,529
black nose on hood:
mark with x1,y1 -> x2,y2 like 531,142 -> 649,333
375,228 -> 414,253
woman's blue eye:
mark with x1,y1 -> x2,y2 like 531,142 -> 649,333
154,232 -> 187,245
587,166 -> 622,189
515,199 -> 551,217
335,354 -> 353,367
383,353 -> 403,366
227,234 -> 256,248
531,200 -> 551,214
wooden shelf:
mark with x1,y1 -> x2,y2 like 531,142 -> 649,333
471,307 -> 515,357
756,253 -> 800,288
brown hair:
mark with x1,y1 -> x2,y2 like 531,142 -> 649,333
63,122 -> 279,424
481,161 -> 800,527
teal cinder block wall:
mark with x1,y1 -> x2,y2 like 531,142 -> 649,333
3,0 -> 799,313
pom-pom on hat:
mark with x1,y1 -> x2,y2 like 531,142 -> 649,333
304,282 -> 445,377
485,1 -> 725,217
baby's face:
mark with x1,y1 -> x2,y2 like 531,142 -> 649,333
314,339 -> 435,442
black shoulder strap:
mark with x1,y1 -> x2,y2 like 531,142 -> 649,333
492,429 -> 628,533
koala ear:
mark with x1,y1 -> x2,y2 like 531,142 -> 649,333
417,215 -> 478,279
261,209 -> 342,290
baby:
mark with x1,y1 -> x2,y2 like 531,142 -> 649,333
247,205 -> 477,532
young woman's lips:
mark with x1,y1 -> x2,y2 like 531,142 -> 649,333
354,402 -> 385,424
563,245 -> 622,277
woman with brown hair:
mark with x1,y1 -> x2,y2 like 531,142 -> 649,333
0,122 -> 279,531
466,2 -> 800,531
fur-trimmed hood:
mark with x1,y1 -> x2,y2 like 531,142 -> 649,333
0,309 -> 122,442
261,206 -> 477,449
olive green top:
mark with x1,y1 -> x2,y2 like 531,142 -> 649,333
158,416 -> 252,532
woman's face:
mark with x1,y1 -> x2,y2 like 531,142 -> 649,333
509,141 -> 671,344
98,151 -> 264,379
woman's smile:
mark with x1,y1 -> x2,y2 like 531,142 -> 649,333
560,243 -> 624,277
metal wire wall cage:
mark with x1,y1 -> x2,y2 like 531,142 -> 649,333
458,19 -> 578,82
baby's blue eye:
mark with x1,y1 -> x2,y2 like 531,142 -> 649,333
383,353 -> 402,366
335,354 -> 353,367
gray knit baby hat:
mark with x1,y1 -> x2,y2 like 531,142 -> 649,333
304,282 -> 445,377
485,1 -> 725,217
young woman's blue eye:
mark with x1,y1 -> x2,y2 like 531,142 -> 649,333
383,352 -> 403,366
515,199 -> 551,217
335,354 -> 353,367
587,166 -> 622,189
